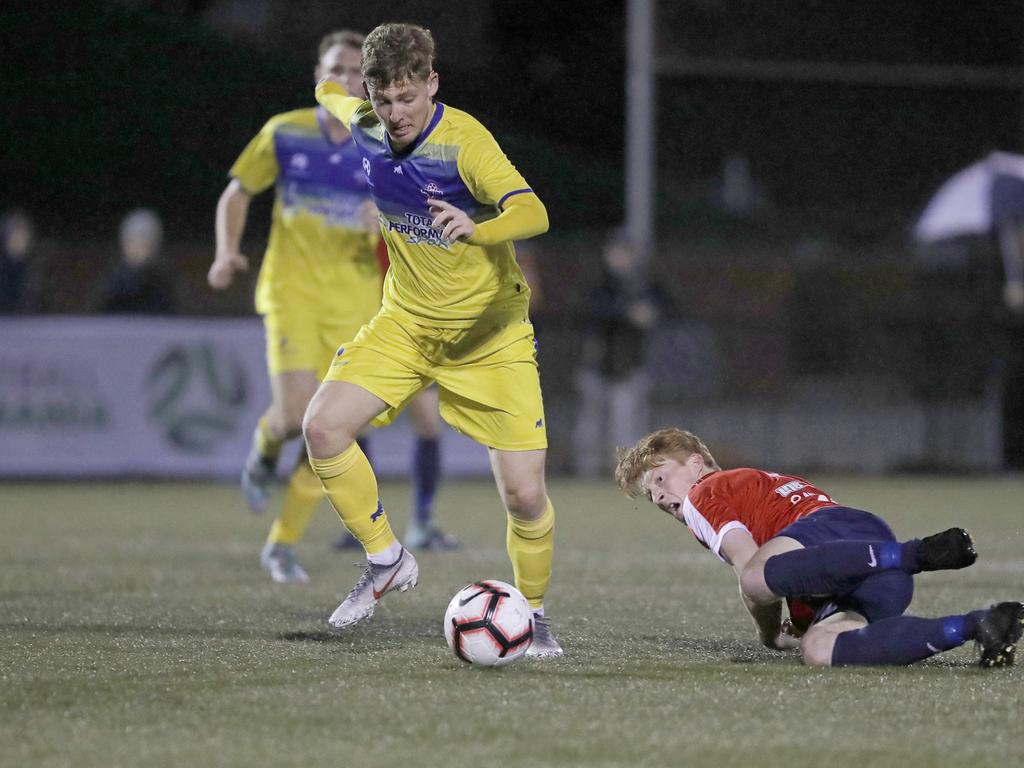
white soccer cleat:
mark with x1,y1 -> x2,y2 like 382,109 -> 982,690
525,614 -> 564,659
260,542 -> 309,584
328,549 -> 419,629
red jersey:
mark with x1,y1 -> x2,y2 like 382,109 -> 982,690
683,468 -> 838,561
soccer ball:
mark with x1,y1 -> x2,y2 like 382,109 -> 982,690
443,580 -> 534,667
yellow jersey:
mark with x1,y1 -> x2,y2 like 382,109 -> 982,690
316,82 -> 548,329
230,107 -> 382,325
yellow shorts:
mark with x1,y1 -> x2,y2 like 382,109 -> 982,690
264,309 -> 369,382
324,309 -> 548,451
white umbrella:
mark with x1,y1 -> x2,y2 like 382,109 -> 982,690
914,151 -> 1024,310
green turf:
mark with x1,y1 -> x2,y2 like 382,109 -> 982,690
2,476 -> 1023,767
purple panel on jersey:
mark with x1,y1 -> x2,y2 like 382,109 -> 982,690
273,132 -> 368,194
350,103 -> 488,220
273,129 -> 370,226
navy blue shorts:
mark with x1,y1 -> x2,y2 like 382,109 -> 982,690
777,506 -> 914,623
778,505 -> 897,547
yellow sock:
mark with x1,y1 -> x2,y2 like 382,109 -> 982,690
506,498 -> 555,610
309,442 -> 396,555
267,460 -> 322,545
255,416 -> 282,460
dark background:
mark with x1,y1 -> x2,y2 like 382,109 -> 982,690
7,0 -> 1021,240
3,0 -> 1023,467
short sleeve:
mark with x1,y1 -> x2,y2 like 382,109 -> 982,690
683,492 -> 752,562
229,120 -> 280,195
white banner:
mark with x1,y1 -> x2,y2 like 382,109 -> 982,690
0,317 -> 490,479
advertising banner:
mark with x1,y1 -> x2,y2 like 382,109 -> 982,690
0,317 -> 490,479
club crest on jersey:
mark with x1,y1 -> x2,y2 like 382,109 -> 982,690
423,181 -> 443,198
362,157 -> 371,177
290,153 -> 309,171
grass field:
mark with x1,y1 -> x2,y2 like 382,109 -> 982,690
2,475 -> 1023,768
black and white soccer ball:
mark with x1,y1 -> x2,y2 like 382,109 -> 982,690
443,580 -> 534,667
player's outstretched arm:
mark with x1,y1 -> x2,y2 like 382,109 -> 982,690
741,591 -> 792,649
722,529 -> 791,650
315,78 -> 364,129
464,192 -> 549,246
209,180 -> 252,290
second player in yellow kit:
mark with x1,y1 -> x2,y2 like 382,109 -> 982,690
303,22 -> 563,657
234,106 -> 382,379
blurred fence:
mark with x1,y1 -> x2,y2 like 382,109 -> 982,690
4,231 -> 1015,479
533,230 -> 1016,473
3,229 -> 1017,477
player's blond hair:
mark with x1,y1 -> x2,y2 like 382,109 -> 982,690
318,29 -> 365,59
361,23 -> 435,88
614,428 -> 719,498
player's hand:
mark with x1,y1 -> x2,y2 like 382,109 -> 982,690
772,619 -> 804,650
427,198 -> 475,243
358,200 -> 380,232
207,251 -> 249,290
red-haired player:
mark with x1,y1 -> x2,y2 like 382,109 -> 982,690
616,427 -> 1024,668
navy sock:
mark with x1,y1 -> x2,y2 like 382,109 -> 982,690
413,436 -> 440,525
356,436 -> 372,468
831,613 -> 980,666
764,540 -> 917,598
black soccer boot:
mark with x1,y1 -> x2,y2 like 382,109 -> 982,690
916,527 -> 977,572
976,601 -> 1024,668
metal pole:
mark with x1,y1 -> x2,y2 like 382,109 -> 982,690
626,0 -> 655,254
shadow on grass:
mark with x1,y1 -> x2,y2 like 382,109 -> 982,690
279,630 -> 347,643
279,616 -> 445,645
4,617 -> 447,651
632,633 -> 787,664
1,621 -> 264,640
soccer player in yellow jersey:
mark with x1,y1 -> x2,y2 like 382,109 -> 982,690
208,30 -> 454,585
304,23 -> 562,657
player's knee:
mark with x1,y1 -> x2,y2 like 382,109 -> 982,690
855,571 -> 914,622
738,563 -> 774,606
412,419 -> 441,439
502,484 -> 547,521
408,402 -> 441,438
301,406 -> 335,457
800,628 -> 836,667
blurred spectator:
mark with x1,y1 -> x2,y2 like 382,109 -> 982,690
572,230 -> 668,477
1000,222 -> 1024,468
0,209 -> 43,314
91,208 -> 178,314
